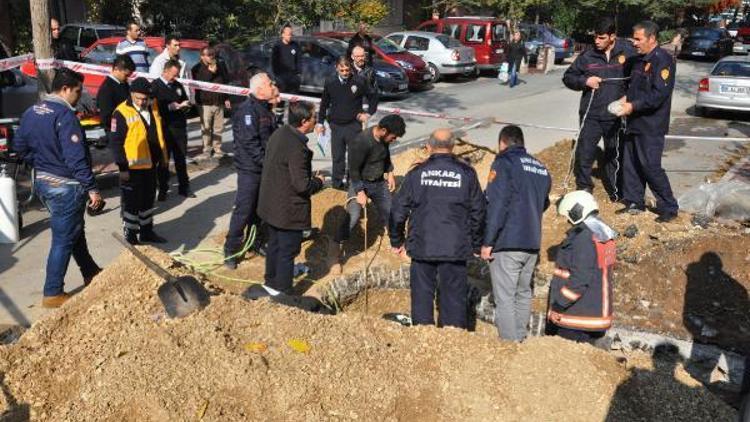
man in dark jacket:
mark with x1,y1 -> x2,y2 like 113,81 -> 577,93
390,128 -> 486,329
97,55 -> 135,144
547,190 -> 617,343
315,57 -> 372,190
481,125 -> 551,341
192,46 -> 231,158
257,101 -> 324,292
506,30 -> 527,88
50,18 -> 78,61
351,45 -> 379,115
271,25 -> 302,94
151,59 -> 193,199
347,22 -> 376,66
563,18 -> 636,200
223,72 -> 279,269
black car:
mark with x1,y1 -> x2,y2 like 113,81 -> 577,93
244,36 -> 410,98
679,28 -> 733,60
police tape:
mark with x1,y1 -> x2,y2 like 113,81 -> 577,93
0,53 -> 34,71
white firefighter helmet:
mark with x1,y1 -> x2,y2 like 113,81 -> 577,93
558,190 -> 598,225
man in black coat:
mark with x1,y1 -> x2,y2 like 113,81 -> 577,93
50,18 -> 78,61
97,55 -> 135,144
271,24 -> 302,94
257,101 -> 324,292
151,59 -> 194,199
347,22 -> 376,66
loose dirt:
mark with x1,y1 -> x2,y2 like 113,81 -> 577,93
0,250 -> 737,421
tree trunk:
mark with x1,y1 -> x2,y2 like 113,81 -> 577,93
30,0 -> 53,96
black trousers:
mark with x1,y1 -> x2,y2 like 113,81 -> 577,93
224,171 -> 262,255
276,73 -> 301,94
158,125 -> 189,194
621,133 -> 678,214
410,259 -> 469,329
121,168 -> 157,233
335,181 -> 391,242
330,121 -> 361,187
547,322 -> 605,344
264,225 -> 303,292
575,118 -> 622,199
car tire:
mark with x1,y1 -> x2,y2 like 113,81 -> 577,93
428,63 -> 441,83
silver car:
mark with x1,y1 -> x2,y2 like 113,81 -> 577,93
385,31 -> 476,82
695,55 -> 750,115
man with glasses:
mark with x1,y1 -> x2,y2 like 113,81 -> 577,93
116,22 -> 150,73
50,18 -> 78,61
350,45 -> 379,119
192,46 -> 231,159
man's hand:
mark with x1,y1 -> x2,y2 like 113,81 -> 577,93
585,76 -> 602,90
313,171 -> 325,185
119,170 -> 130,183
357,113 -> 370,123
179,100 -> 191,109
387,173 -> 396,192
618,101 -> 634,117
392,246 -> 407,258
208,62 -> 217,73
356,190 -> 368,206
88,191 -> 103,210
480,246 -> 494,261
315,124 -> 325,135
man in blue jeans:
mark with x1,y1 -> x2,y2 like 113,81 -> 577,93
14,69 -> 103,308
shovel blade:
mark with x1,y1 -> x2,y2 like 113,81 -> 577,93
157,276 -> 210,318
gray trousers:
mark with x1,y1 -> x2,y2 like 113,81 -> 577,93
489,251 -> 538,341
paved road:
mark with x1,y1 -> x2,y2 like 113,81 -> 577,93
1,58 -> 747,326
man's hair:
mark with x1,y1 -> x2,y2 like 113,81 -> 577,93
200,46 -> 215,56
164,59 -> 182,71
378,114 -> 406,137
113,54 -> 135,72
165,33 -> 180,46
50,17 -> 59,25
634,21 -> 659,38
499,125 -> 524,147
289,101 -> 315,127
427,129 -> 455,149
51,68 -> 84,92
335,56 -> 351,68
249,72 -> 269,92
351,45 -> 366,56
281,24 -> 293,33
595,18 -> 616,36
127,22 -> 140,32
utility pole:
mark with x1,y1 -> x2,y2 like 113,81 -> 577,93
29,0 -> 54,96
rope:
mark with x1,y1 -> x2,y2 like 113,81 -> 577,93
562,89 -> 597,191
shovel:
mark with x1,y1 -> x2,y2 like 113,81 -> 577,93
112,233 -> 210,318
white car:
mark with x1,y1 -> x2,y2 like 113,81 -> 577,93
695,55 -> 750,116
385,31 -> 476,82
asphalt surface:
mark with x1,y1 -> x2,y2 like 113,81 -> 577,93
1,57 -> 748,326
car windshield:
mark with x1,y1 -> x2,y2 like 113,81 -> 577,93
97,29 -> 123,39
436,34 -> 463,48
316,38 -> 348,55
712,61 -> 750,77
83,43 -> 116,64
691,28 -> 720,39
551,28 -> 567,40
376,37 -> 405,53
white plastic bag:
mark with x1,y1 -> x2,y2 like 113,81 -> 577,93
678,180 -> 750,221
497,62 -> 509,84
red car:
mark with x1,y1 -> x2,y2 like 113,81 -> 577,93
315,32 -> 432,90
22,37 -> 208,98
416,17 -> 509,72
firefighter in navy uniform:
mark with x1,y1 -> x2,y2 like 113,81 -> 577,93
547,190 -> 617,343
109,77 -> 169,245
223,72 -> 279,269
616,21 -> 679,223
563,18 -> 636,200
389,129 -> 486,329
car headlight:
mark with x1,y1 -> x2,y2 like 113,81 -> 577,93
375,70 -> 391,78
395,60 -> 414,70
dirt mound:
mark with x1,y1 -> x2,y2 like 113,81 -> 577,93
0,250 -> 736,421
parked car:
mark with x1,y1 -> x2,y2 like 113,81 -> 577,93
385,31 -> 476,82
1,69 -> 39,119
315,31 -> 432,90
695,55 -> 750,116
727,21 -> 741,38
518,23 -> 574,64
733,23 -> 750,54
244,36 -> 409,97
59,23 -> 125,54
680,28 -> 733,60
415,16 -> 508,72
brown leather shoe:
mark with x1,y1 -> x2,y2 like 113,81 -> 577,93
42,293 -> 71,308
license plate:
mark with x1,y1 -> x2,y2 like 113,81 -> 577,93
691,51 -> 706,56
423,73 -> 432,80
86,128 -> 106,140
398,83 -> 408,90
720,84 -> 748,94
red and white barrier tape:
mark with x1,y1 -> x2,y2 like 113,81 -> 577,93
0,53 -> 34,71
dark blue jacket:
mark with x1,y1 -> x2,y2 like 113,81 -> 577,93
562,38 -> 637,121
483,146 -> 551,252
13,97 -> 97,192
232,95 -> 278,174
625,46 -> 676,136
389,153 -> 486,261
548,218 -> 616,332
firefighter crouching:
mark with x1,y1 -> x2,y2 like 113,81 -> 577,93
547,190 -> 617,344
110,77 -> 169,245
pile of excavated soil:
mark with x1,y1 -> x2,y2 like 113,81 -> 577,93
0,250 -> 737,421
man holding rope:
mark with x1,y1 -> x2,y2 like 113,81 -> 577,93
563,18 -> 636,201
